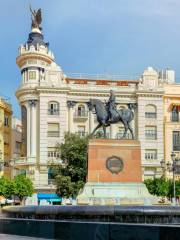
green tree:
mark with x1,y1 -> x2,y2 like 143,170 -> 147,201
0,177 -> 14,199
144,178 -> 170,197
13,174 -> 34,204
54,133 -> 89,198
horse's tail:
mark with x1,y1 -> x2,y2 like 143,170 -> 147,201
129,110 -> 134,122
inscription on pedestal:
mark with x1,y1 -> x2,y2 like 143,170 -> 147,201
106,156 -> 124,174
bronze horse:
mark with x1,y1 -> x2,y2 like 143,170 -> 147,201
88,99 -> 135,139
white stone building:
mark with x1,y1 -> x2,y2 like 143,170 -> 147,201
15,26 -> 174,192
11,117 -> 22,160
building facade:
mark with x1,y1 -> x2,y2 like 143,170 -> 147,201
164,84 -> 180,179
15,22 -> 176,191
0,97 -> 12,178
11,117 -> 22,159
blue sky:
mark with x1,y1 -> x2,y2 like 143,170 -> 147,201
1,0 -> 180,117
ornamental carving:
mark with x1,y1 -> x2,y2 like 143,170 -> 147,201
67,101 -> 76,108
106,156 -> 124,174
28,100 -> 38,107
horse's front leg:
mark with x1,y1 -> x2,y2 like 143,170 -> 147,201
128,123 -> 134,139
103,124 -> 107,138
90,123 -> 102,137
122,121 -> 128,139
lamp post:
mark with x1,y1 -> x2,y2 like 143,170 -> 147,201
0,151 -> 4,173
160,152 -> 180,205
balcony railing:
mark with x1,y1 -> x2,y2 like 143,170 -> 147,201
47,131 -> 59,137
74,110 -> 88,120
13,157 -> 36,166
48,109 -> 59,115
145,112 -> 157,119
145,153 -> 157,161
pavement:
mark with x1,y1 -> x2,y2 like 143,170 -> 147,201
0,234 -> 50,239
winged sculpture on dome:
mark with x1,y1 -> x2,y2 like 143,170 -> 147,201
29,5 -> 42,30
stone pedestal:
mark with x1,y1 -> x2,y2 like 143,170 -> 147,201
88,139 -> 142,183
77,139 -> 158,205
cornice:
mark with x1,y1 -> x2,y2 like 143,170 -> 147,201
163,95 -> 180,99
16,85 -> 165,100
136,90 -> 164,98
16,88 -> 37,97
16,53 -> 53,67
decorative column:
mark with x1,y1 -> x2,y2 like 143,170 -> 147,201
26,69 -> 28,82
29,100 -> 37,157
89,111 -> 94,134
110,124 -> 116,139
67,101 -> 76,133
26,102 -> 31,157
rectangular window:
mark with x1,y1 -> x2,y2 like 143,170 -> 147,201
28,71 -> 36,80
4,116 -> 9,126
77,126 -> 86,137
172,107 -> 179,122
47,123 -> 59,137
145,150 -> 157,161
15,141 -> 21,151
145,126 -> 157,140
173,131 -> 180,151
48,102 -> 59,115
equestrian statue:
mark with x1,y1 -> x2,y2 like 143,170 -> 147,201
88,90 -> 136,139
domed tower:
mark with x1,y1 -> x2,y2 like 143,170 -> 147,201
16,7 -> 65,190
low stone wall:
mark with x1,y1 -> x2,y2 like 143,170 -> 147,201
0,218 -> 180,240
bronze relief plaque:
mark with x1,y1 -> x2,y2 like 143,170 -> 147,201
106,156 -> 124,174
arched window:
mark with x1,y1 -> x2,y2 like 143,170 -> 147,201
77,104 -> 86,117
145,105 -> 156,118
172,106 -> 179,122
48,101 -> 59,115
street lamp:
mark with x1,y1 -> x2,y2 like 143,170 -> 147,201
0,151 -> 3,172
161,152 -> 180,205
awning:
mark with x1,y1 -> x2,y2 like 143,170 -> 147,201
37,193 -> 61,202
169,103 -> 180,111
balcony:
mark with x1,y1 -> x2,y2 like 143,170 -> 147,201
145,154 -> 157,162
47,131 -> 59,137
48,109 -> 59,116
13,157 -> 36,166
73,110 -> 88,121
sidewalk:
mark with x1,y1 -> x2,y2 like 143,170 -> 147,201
0,234 -> 50,240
